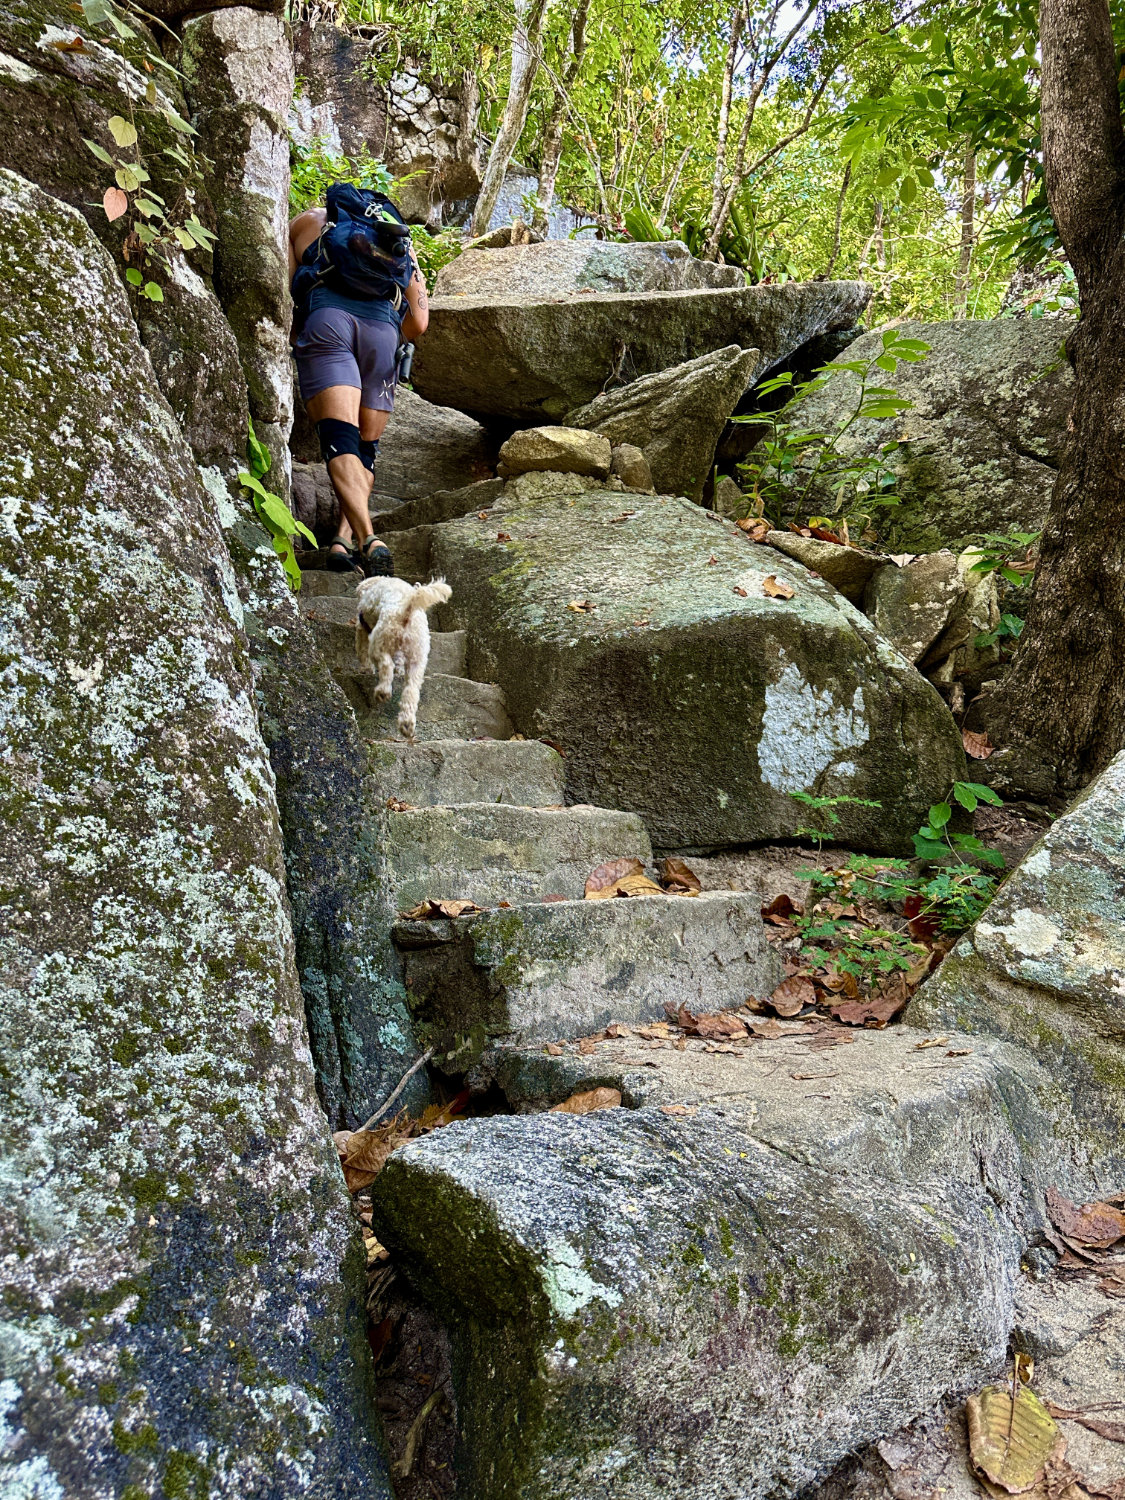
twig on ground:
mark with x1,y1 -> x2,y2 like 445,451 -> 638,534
357,1048 -> 435,1134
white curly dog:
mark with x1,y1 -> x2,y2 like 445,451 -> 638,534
353,576 -> 452,740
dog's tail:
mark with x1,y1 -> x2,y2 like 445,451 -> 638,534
390,577 -> 453,631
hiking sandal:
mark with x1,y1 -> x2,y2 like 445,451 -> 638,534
326,535 -> 357,574
360,536 -> 395,578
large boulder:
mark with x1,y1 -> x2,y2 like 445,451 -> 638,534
183,7 -> 294,492
498,426 -> 613,479
431,487 -> 965,851
908,749 -> 1125,1172
781,318 -> 1073,550
565,344 -> 759,502
433,238 -> 745,297
374,1027 -> 1086,1500
0,170 -> 385,1494
411,280 -> 872,423
0,0 -> 249,477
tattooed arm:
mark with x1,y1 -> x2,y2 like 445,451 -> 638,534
400,245 -> 430,341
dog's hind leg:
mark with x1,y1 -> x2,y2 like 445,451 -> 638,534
372,652 -> 395,703
397,654 -> 425,740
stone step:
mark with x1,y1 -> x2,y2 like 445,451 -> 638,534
384,802 -> 651,912
369,737 -> 565,808
297,523 -> 432,585
371,1028 -> 1084,1500
339,670 -> 512,742
392,891 -> 781,1068
300,598 -> 467,678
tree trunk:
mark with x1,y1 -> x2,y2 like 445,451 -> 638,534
954,141 -> 976,316
983,0 -> 1125,795
821,160 -> 851,278
532,0 -> 590,235
471,0 -> 549,236
706,0 -> 745,251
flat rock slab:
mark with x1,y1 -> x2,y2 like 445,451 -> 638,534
373,1025 -> 1083,1500
909,748 -> 1125,1171
338,670 -> 512,742
393,891 -> 782,1063
299,599 -> 467,677
431,489 -> 965,851
434,238 -> 746,297
766,531 -> 887,606
412,280 -> 871,422
383,802 -> 652,909
368,737 -> 566,808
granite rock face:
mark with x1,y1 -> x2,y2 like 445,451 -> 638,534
783,318 -> 1073,550
433,238 -> 746,297
412,280 -> 872,422
0,0 -> 249,477
565,344 -> 760,502
183,6 -> 295,493
431,488 -> 965,851
498,426 -> 613,479
0,170 -> 385,1497
374,1027 -> 1088,1500
908,749 -> 1125,1170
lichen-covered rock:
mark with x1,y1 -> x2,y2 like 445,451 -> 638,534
0,170 -> 386,1495
610,443 -> 654,491
0,0 -> 249,475
433,238 -> 746,297
862,550 -> 1000,688
183,7 -> 294,491
373,1028 -> 1087,1500
908,750 -> 1125,1170
498,426 -> 613,479
412,280 -> 872,422
431,489 -> 965,852
782,319 -> 1073,550
565,344 -> 760,502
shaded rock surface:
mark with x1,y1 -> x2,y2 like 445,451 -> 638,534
430,487 -> 966,851
565,344 -> 760,502
784,318 -> 1073,550
412,280 -> 872,422
863,548 -> 1000,685
0,0 -> 249,476
765,531 -> 886,606
0,169 -> 384,1496
908,749 -> 1125,1171
433,238 -> 745,297
374,1027 -> 1092,1500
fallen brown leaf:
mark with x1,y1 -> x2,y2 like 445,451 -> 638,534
334,1117 -> 413,1192
703,1042 -> 745,1055
963,727 -> 995,759
967,1384 -> 1064,1494
1047,1186 -> 1125,1250
763,575 -> 796,599
398,897 -> 483,919
549,1086 -> 622,1115
614,872 -> 665,897
577,1036 -> 597,1056
660,1103 -> 697,1116
635,1022 -> 673,1039
1047,1406 -> 1125,1444
707,554 -> 719,565
830,986 -> 908,1028
736,518 -> 770,542
747,1017 -> 786,1039
497,531 -> 512,542
386,796 -> 416,812
52,33 -> 86,48
733,585 -> 748,597
567,599 -> 597,612
769,976 -> 816,1017
761,892 -> 804,922
666,1003 -> 748,1039
605,1023 -> 631,1038
585,857 -> 644,898
544,1042 -> 564,1056
658,857 -> 702,894
476,510 -> 490,519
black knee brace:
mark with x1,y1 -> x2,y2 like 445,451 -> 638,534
316,417 -> 361,465
359,437 -> 380,473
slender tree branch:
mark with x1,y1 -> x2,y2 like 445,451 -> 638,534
821,159 -> 852,277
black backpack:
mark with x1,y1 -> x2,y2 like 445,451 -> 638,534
292,182 -> 413,317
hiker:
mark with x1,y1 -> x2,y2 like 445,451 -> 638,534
288,183 -> 430,575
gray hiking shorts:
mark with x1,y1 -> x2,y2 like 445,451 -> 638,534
294,307 -> 399,411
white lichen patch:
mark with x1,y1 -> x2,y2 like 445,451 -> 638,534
541,1240 -> 623,1317
977,908 -> 1061,959
758,663 -> 870,793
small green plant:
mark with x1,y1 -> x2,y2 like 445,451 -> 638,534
289,135 -> 394,215
79,0 -> 216,298
240,421 -> 316,590
966,531 -> 1041,588
793,909 -> 924,985
976,611 -> 1026,651
913,781 -> 1006,870
732,328 -> 931,530
788,790 -> 882,861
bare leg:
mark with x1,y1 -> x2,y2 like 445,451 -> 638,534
307,386 -> 391,557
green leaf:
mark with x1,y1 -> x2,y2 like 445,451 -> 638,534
135,223 -> 157,244
134,198 -> 162,218
83,137 -> 114,166
928,801 -> 952,829
874,165 -> 899,188
916,167 -> 935,188
142,280 -> 163,302
913,835 -> 949,861
1001,566 -> 1027,586
107,115 -> 138,149
874,354 -> 897,372
163,107 -> 197,135
959,782 -> 1003,806
173,226 -> 196,251
115,166 -> 140,192
125,267 -> 143,286
146,80 -> 158,106
899,175 -> 918,205
953,784 -> 979,812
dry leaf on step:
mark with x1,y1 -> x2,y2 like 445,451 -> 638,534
497,531 -> 512,542
585,858 -> 644,899
1046,1186 -> 1125,1249
399,898 -> 483,920
967,1384 -> 1064,1494
666,1003 -> 748,1039
736,518 -> 770,542
334,1122 -> 408,1192
963,727 -> 995,759
762,575 -> 796,599
658,857 -> 702,894
769,976 -> 816,1017
568,599 -> 597,612
762,892 -> 803,923
1047,1406 -> 1125,1444
549,1087 -> 622,1115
